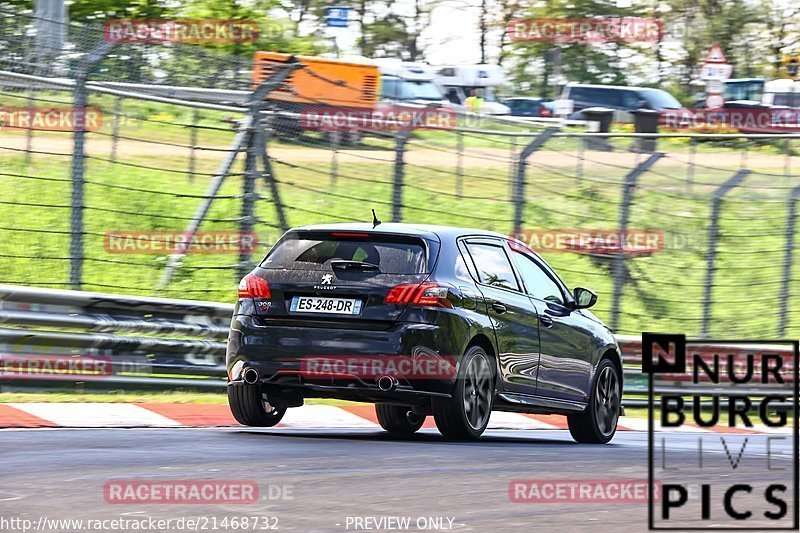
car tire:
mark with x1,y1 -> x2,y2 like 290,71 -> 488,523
567,358 -> 621,444
228,384 -> 286,427
432,345 -> 494,440
375,404 -> 425,435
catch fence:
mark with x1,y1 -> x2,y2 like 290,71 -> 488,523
0,9 -> 799,340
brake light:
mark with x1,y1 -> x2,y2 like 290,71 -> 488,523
385,282 -> 453,308
238,274 -> 271,299
540,105 -> 551,117
330,232 -> 369,238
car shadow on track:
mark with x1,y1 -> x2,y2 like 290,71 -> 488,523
233,428 -> 584,447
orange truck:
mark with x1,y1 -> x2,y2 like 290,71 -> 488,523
252,51 -> 379,111
252,52 -> 380,143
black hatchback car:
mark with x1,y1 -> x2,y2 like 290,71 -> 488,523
227,223 -> 622,443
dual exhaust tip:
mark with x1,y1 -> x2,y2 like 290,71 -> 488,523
243,367 -> 398,391
377,375 -> 398,392
243,367 -> 260,385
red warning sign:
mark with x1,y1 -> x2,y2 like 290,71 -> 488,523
703,43 -> 728,64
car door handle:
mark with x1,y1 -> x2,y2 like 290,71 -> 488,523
491,302 -> 507,314
540,315 -> 554,328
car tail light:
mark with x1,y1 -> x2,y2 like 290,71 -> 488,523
238,274 -> 271,299
540,105 -> 551,117
385,282 -> 453,308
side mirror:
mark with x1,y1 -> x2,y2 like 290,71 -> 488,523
572,287 -> 597,309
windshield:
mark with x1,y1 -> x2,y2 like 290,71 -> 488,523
640,89 -> 682,109
399,80 -> 443,101
724,81 -> 764,101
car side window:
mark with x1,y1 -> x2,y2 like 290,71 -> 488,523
623,91 -> 640,109
381,77 -> 399,99
511,250 -> 564,305
604,89 -> 623,107
568,87 -> 585,102
454,250 -> 475,282
465,243 -> 519,291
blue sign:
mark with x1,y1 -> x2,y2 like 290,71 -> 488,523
325,6 -> 350,28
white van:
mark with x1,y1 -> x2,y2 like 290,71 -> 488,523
373,59 -> 448,106
762,79 -> 800,107
433,64 -> 511,115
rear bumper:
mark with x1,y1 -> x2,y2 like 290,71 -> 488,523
226,315 -> 461,398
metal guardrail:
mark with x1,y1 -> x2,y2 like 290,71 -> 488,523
0,284 -> 231,389
0,286 -> 794,409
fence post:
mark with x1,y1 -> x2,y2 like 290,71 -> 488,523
391,130 -> 409,223
24,88 -> 34,168
778,185 -> 800,336
70,76 -> 87,290
784,138 -> 792,182
512,127 -> 558,233
110,96 -> 122,164
701,169 -> 750,338
188,108 -> 199,183
609,153 -> 663,332
158,117 -> 252,290
455,131 -> 463,199
248,61 -> 302,236
257,113 -> 289,232
330,131 -> 339,187
70,40 -> 114,291
239,106 -> 260,280
509,135 -> 517,199
686,136 -> 696,193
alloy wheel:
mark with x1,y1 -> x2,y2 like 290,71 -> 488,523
463,354 -> 492,430
594,366 -> 620,437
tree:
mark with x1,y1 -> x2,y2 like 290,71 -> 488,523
507,0 -> 650,96
359,0 -> 431,60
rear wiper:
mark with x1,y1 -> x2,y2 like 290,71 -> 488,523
330,260 -> 381,271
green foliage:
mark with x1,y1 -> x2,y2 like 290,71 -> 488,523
67,0 -> 324,59
504,0 -> 652,97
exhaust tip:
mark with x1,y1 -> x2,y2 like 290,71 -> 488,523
243,367 -> 260,385
377,375 -> 398,392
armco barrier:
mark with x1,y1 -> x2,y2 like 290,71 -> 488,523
0,285 -> 794,408
0,284 -> 231,389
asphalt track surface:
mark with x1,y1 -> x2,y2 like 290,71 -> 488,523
0,427 -> 795,532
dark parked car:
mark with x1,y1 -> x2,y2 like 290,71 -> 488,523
562,83 -> 686,122
227,223 -> 622,443
504,97 -> 552,117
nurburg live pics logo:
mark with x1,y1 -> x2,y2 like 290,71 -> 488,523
643,332 -> 799,530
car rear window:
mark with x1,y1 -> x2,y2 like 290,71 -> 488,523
260,232 -> 429,274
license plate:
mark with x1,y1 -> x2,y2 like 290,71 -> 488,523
290,296 -> 363,315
